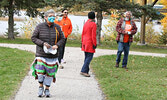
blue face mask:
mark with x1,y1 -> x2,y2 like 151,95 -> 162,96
48,16 -> 55,23
58,17 -> 62,22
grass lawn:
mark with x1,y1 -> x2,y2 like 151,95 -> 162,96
0,37 -> 167,99
0,47 -> 34,100
91,55 -> 167,100
0,37 -> 33,44
0,37 -> 166,54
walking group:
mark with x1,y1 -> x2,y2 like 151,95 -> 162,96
31,9 -> 137,97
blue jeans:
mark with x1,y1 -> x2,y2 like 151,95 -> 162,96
81,52 -> 94,73
116,42 -> 130,67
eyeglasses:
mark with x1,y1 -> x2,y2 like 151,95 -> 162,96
64,12 -> 68,14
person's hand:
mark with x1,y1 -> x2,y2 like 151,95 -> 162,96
44,42 -> 51,49
93,45 -> 97,49
125,31 -> 131,35
125,31 -> 128,34
52,45 -> 58,50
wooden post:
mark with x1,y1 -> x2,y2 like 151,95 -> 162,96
140,0 -> 147,45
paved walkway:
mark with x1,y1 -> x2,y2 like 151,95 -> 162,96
0,43 -> 166,100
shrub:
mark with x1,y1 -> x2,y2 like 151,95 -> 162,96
133,32 -> 140,42
102,16 -> 118,42
158,31 -> 167,44
145,22 -> 160,44
68,25 -> 81,40
20,17 -> 41,39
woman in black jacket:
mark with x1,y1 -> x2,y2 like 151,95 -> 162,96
31,9 -> 65,97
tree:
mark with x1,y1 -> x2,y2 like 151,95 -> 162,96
159,0 -> 167,44
130,0 -> 164,45
0,0 -> 45,39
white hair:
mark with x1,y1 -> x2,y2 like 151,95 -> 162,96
44,9 -> 55,17
124,11 -> 132,16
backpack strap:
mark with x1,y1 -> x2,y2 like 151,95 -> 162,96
55,27 -> 60,44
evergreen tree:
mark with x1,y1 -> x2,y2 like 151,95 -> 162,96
0,0 -> 45,39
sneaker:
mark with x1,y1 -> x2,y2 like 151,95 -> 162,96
44,89 -> 50,97
38,86 -> 44,97
115,63 -> 119,68
61,59 -> 66,64
122,66 -> 128,69
59,64 -> 64,69
80,72 -> 90,77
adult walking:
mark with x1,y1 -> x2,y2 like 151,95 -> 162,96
54,8 -> 72,68
115,11 -> 137,69
80,11 -> 97,77
31,9 -> 65,97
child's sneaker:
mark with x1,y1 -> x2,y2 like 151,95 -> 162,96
38,86 -> 44,97
44,89 -> 50,97
59,64 -> 64,69
61,59 -> 66,64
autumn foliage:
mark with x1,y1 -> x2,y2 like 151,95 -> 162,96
159,0 -> 167,44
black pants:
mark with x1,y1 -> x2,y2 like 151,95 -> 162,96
58,38 -> 67,63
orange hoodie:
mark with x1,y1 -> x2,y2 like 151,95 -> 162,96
54,16 -> 72,38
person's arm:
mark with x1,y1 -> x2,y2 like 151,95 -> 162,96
92,23 -> 97,49
67,19 -> 72,36
31,25 -> 45,47
116,19 -> 127,35
130,21 -> 137,35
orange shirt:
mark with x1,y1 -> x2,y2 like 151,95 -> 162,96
124,21 -> 132,43
54,16 -> 72,38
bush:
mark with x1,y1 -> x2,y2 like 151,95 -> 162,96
68,25 -> 81,40
134,22 -> 160,44
158,31 -> 167,44
102,14 -> 118,42
133,32 -> 140,42
145,22 -> 160,44
20,17 -> 41,39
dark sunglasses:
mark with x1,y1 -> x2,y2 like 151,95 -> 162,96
64,12 -> 68,14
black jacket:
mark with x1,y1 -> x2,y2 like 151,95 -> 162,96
31,22 -> 65,58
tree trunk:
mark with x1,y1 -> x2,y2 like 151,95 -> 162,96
140,14 -> 146,44
96,10 -> 103,45
140,0 -> 147,44
8,0 -> 15,40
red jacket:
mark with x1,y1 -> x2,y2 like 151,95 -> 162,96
81,19 -> 97,53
